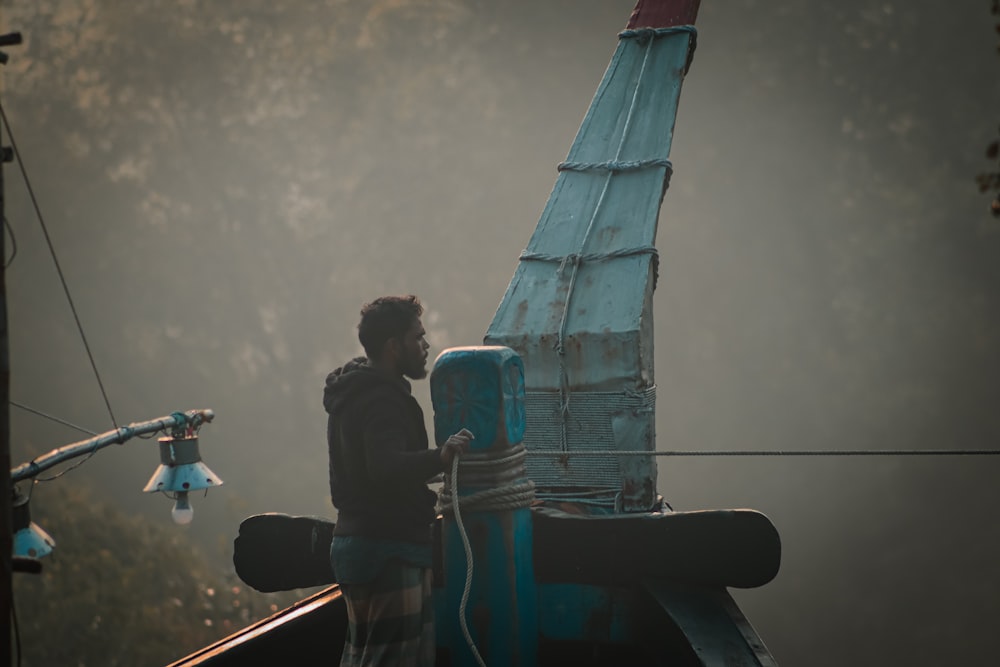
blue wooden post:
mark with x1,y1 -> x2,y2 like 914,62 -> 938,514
431,346 -> 537,667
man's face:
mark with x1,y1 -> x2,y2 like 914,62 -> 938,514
397,317 -> 430,380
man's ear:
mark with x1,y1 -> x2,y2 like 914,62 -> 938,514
384,337 -> 401,360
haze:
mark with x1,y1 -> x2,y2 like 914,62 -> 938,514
3,1 -> 999,664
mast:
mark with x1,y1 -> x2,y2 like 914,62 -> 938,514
485,1 -> 700,512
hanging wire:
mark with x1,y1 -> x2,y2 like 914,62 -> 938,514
3,214 -> 16,267
10,400 -> 97,436
31,446 -> 102,483
11,593 -> 21,667
0,100 -> 119,429
10,401 -> 169,485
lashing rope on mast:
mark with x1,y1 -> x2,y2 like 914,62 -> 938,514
438,446 -> 535,667
540,26 -> 696,460
548,26 -> 662,456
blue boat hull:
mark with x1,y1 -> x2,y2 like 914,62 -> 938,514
171,506 -> 779,666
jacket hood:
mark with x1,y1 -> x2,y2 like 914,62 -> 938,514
323,357 -> 410,415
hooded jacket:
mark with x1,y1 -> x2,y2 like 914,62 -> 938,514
323,357 -> 443,544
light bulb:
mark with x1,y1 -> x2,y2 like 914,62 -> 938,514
171,492 -> 194,525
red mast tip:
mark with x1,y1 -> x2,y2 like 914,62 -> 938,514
626,0 -> 700,30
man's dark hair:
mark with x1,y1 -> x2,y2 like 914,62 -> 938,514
358,295 -> 424,360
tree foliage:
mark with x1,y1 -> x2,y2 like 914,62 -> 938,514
11,481 -> 305,667
979,0 -> 1000,216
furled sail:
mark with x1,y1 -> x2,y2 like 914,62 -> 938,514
485,3 -> 699,512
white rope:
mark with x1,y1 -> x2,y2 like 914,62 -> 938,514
440,446 -> 538,667
449,454 -> 488,667
438,446 -> 536,514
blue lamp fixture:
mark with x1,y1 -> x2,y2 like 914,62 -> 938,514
11,488 -> 55,559
143,432 -> 223,525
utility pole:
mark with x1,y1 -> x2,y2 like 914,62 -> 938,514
1,29 -> 24,667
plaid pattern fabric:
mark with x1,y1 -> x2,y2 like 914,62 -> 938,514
339,561 -> 435,667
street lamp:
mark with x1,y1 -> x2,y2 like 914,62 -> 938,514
9,409 -> 221,556
143,432 -> 223,525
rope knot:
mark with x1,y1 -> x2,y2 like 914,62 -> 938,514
557,253 -> 580,276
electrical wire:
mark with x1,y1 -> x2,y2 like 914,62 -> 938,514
8,401 -> 107,483
31,446 -> 102,483
3,213 -> 16,267
0,100 -> 119,430
11,588 -> 21,667
525,448 -> 1000,457
11,400 -> 97,436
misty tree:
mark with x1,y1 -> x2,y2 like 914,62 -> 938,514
978,0 -> 1000,216
3,2 -> 524,660
3,0 -> 521,417
4,2 -> 1000,666
12,481 -> 305,667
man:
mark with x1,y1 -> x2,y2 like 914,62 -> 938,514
323,294 -> 472,667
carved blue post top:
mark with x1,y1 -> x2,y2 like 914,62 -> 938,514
430,346 -> 526,451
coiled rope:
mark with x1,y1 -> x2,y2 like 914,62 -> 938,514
438,445 -> 536,667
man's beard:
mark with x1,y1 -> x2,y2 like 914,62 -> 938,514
402,356 -> 428,380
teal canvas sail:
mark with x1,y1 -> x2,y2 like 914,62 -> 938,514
485,16 -> 697,512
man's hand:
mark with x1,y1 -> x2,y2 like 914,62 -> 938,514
440,428 -> 474,468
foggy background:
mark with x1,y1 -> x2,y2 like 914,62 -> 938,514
3,0 -> 999,664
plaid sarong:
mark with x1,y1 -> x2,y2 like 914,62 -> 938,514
339,560 -> 435,667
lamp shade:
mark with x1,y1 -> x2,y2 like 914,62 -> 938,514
12,490 -> 55,559
143,435 -> 223,494
13,524 -> 55,559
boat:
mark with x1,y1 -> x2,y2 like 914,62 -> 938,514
168,1 -> 782,665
